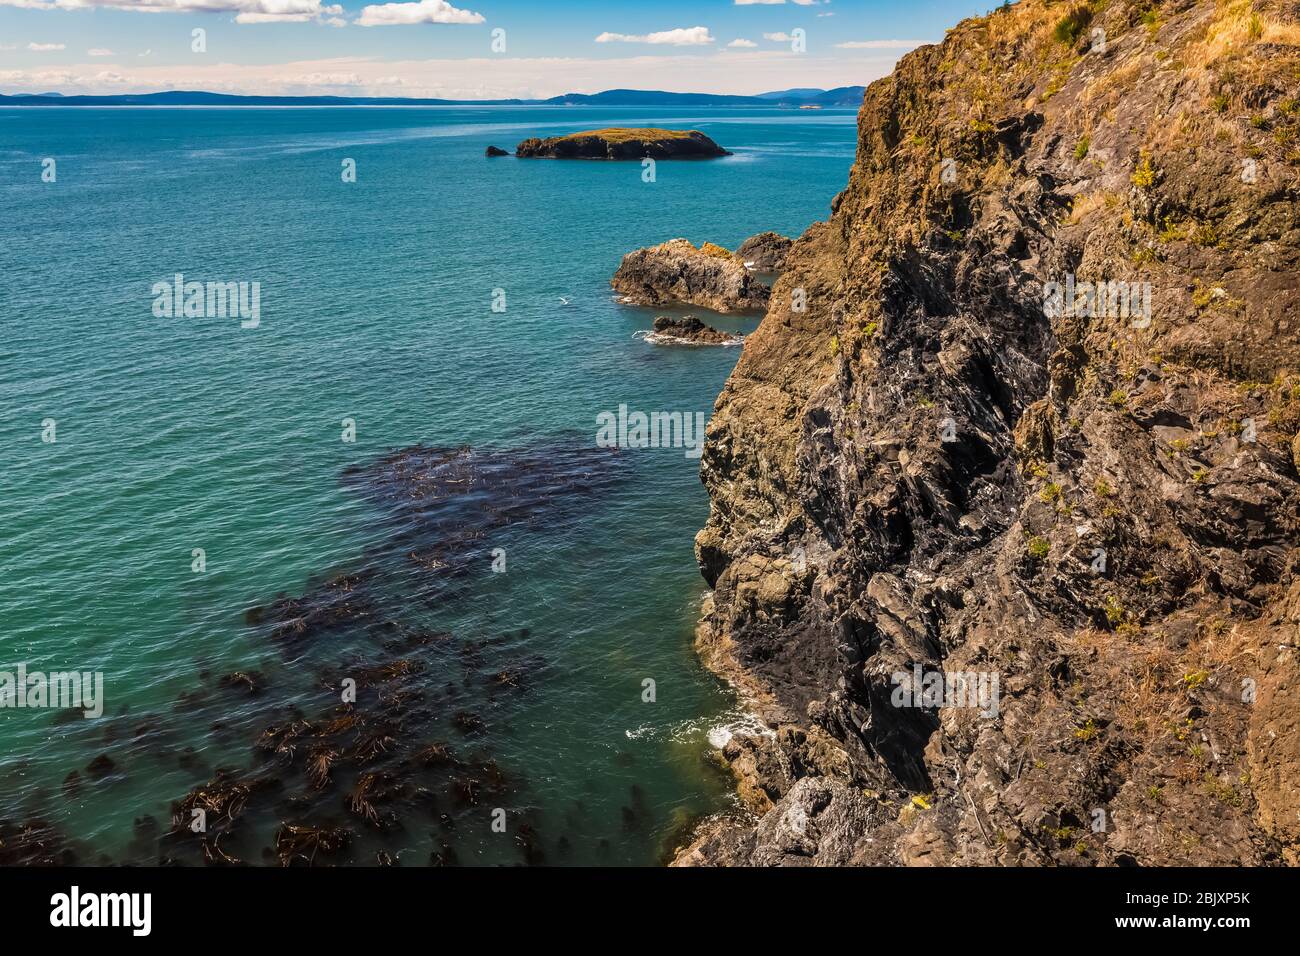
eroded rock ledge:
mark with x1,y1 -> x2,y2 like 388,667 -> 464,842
677,0 -> 1300,867
612,238 -> 776,313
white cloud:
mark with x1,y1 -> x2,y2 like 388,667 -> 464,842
87,48 -> 115,55
835,39 -> 928,49
763,32 -> 792,42
0,69 -> 78,86
734,0 -> 820,4
282,71 -> 362,85
28,42 -> 67,51
0,0 -> 347,23
0,50 -> 902,99
355,0 -> 483,26
727,38 -> 757,48
595,26 -> 715,46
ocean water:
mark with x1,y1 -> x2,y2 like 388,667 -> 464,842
0,106 -> 857,865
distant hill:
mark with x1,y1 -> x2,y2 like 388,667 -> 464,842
544,89 -> 762,106
802,86 -> 870,106
755,88 -> 827,100
0,87 -> 866,108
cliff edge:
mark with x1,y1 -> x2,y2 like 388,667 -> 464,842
680,0 -> 1300,866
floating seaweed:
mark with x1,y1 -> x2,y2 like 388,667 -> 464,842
273,823 -> 352,867
218,671 -> 265,695
38,440 -> 630,866
0,819 -> 80,866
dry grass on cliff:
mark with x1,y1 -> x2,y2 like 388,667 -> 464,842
559,128 -> 698,142
1069,608 -> 1258,753
1186,0 -> 1300,71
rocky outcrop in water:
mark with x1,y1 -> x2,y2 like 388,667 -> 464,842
647,316 -> 744,346
678,0 -> 1300,867
736,232 -> 794,272
612,239 -> 770,313
515,128 -> 730,160
485,146 -> 509,157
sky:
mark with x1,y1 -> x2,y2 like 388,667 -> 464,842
0,0 -> 991,99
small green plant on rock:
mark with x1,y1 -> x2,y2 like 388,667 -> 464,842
1132,151 -> 1156,189
1104,595 -> 1126,626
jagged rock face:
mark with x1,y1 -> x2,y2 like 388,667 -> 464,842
681,0 -> 1300,867
515,128 -> 730,160
736,232 -> 794,272
612,239 -> 770,312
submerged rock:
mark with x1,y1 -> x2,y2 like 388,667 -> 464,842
612,239 -> 768,313
646,316 -> 743,346
515,127 -> 730,160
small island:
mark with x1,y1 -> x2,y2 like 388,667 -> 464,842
514,127 -> 731,160
645,316 -> 743,346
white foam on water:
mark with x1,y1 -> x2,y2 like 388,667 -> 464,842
625,708 -> 771,747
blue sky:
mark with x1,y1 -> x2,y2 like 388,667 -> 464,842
0,0 -> 990,98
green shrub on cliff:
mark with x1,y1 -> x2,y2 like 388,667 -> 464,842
1052,3 -> 1094,45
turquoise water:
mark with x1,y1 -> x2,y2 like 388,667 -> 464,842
0,106 -> 856,865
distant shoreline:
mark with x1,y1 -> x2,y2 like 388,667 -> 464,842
0,104 -> 861,110
0,86 -> 867,109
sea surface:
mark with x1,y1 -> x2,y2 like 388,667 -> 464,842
0,105 -> 857,865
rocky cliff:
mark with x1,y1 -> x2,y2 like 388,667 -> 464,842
679,0 -> 1300,866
